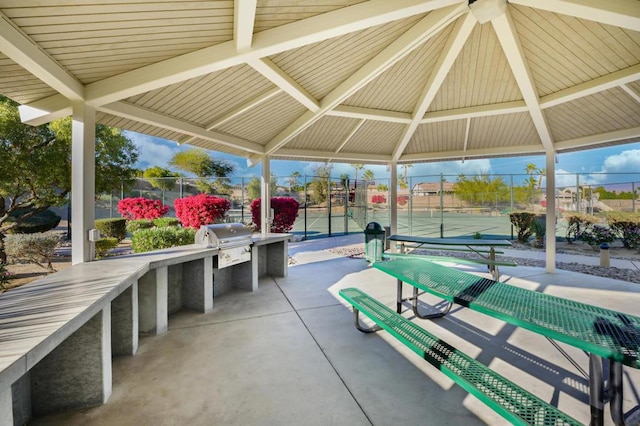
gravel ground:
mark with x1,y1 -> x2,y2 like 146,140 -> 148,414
326,247 -> 640,284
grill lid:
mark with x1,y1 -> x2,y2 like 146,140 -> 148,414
195,223 -> 252,248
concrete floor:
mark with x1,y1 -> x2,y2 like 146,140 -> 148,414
34,235 -> 640,425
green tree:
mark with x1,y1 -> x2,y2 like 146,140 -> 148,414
247,174 -> 278,201
453,174 -> 509,206
286,171 -> 303,193
0,96 -> 139,263
310,164 -> 332,204
169,148 -> 234,193
142,166 -> 180,191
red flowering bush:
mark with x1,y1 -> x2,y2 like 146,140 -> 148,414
397,195 -> 409,206
118,197 -> 169,220
174,194 -> 231,229
371,194 -> 387,204
251,197 -> 299,233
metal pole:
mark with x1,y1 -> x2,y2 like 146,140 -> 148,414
633,182 -> 636,213
304,175 -> 308,240
440,173 -> 444,238
510,174 -> 514,241
344,179 -> 348,235
408,176 -> 413,235
576,174 -> 580,213
328,175 -> 332,237
241,177 -> 245,222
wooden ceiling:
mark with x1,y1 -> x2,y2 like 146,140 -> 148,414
0,0 -> 639,165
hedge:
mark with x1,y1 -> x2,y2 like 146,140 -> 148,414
95,218 -> 127,242
95,237 -> 119,258
6,209 -> 61,234
131,227 -> 196,253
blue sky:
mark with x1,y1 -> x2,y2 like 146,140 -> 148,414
128,131 -> 640,189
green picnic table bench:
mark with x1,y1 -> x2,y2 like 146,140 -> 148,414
386,235 -> 516,280
339,287 -> 582,426
372,256 -> 640,426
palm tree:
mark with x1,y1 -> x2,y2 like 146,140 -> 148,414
362,169 -> 375,186
351,164 -> 364,182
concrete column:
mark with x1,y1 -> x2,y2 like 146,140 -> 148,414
111,282 -> 139,356
182,257 -> 213,313
1,384 -> 12,426
30,308 -> 112,416
138,267 -> 168,334
389,162 -> 398,235
71,102 -> 96,265
545,151 -> 556,273
261,155 -> 271,237
167,264 -> 183,314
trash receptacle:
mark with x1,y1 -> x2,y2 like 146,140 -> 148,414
364,221 -> 385,262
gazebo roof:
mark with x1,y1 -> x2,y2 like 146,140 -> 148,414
1,0 -> 639,165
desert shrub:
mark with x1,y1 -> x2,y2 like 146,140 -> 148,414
564,213 -> 598,243
174,194 -> 230,229
623,225 -> 640,252
131,227 -> 196,253
126,219 -> 154,234
5,231 -> 61,271
95,237 -> 119,258
95,218 -> 127,242
577,224 -> 616,250
250,197 -> 299,232
605,212 -> 640,248
371,194 -> 386,204
153,217 -> 180,228
117,197 -> 169,220
509,212 -> 537,243
6,208 -> 61,234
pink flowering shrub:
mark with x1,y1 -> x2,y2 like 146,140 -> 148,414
397,195 -> 409,206
118,197 -> 169,220
250,197 -> 299,233
371,194 -> 386,204
174,194 -> 231,229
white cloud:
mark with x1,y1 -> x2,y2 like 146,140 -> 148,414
599,149 -> 640,173
127,132 -> 179,170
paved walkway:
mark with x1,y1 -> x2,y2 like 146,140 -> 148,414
34,235 -> 640,425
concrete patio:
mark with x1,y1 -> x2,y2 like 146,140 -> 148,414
32,235 -> 640,426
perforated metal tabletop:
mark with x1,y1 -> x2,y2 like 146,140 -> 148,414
373,257 -> 640,369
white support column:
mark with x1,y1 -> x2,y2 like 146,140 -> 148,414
71,103 -> 96,265
545,151 -> 556,273
389,162 -> 398,236
261,156 -> 271,236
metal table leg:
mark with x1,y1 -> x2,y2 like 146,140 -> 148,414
590,353 -> 605,426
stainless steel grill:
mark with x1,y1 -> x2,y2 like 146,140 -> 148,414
195,223 -> 252,268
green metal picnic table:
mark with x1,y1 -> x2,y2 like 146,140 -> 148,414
373,256 -> 640,426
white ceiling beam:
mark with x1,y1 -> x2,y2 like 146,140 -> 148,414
274,148 -> 390,163
509,0 -> 640,32
620,84 -> 640,105
400,143 -> 545,162
18,94 -> 72,126
234,0 -> 257,51
248,58 -> 320,111
461,117 -> 471,162
99,101 -> 264,154
335,120 -> 366,154
540,64 -> 640,108
391,12 -> 477,161
328,105 -> 412,123
24,0 -> 458,125
264,3 -> 469,154
86,0 -> 462,107
421,100 -> 528,122
180,87 -> 282,146
0,12 -> 84,102
492,9 -> 555,152
554,127 -> 640,151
